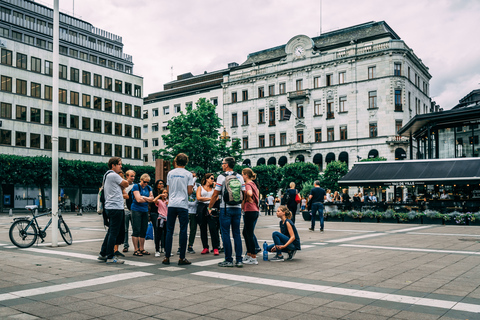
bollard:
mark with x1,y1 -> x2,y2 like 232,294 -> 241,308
9,209 -> 13,217
77,208 -> 83,216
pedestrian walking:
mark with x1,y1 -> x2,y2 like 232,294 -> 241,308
153,187 -> 168,257
309,180 -> 326,232
285,182 -> 299,224
197,173 -> 220,255
241,168 -> 260,265
131,174 -> 154,256
151,180 -> 166,256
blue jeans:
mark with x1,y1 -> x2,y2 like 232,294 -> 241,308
100,209 -> 124,259
219,207 -> 242,263
311,202 -> 324,230
267,231 -> 296,256
165,207 -> 189,259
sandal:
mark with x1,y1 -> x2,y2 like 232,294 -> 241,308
140,250 -> 150,255
133,250 -> 143,256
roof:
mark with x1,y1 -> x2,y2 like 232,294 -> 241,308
338,158 -> 480,186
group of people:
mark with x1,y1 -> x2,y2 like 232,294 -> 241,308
98,154 -> 302,265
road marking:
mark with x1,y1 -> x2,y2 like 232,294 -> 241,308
0,271 -> 152,302
388,226 -> 433,233
326,233 -> 386,243
193,271 -> 480,313
192,258 -> 225,266
340,244 -> 480,255
409,232 -> 480,238
311,242 -> 327,245
301,245 -> 315,249
4,238 -> 104,249
22,248 -> 154,266
159,266 -> 185,271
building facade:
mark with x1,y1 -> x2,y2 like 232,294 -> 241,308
0,0 -> 144,165
222,21 -> 432,169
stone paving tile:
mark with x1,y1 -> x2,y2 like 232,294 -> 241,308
0,307 -> 22,316
6,314 -> 39,320
180,303 -> 224,315
356,305 -> 401,317
206,309 -> 246,320
79,305 -> 120,317
324,300 -> 365,311
48,312 -> 95,320
227,302 -> 271,314
153,309 -> 199,319
62,300 -> 103,312
393,309 -> 445,320
99,310 -> 148,320
129,305 -> 174,317
307,306 -> 352,318
241,315 -> 281,320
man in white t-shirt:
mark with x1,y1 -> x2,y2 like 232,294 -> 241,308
163,153 -> 194,266
267,194 -> 274,215
208,157 -> 245,267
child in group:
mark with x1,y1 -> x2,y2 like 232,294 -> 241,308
267,205 -> 301,261
153,188 -> 168,257
301,197 -> 306,211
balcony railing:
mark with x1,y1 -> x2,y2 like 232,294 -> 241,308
287,89 -> 310,101
326,112 -> 335,119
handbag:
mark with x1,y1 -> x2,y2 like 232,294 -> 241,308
145,222 -> 154,240
295,193 -> 301,204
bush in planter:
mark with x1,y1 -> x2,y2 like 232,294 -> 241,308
450,211 -> 465,224
407,211 -> 418,220
348,210 -> 362,219
424,209 -> 442,219
383,209 -> 395,219
394,211 -> 409,222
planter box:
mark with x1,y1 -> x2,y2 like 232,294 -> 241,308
422,217 -> 444,225
358,216 -> 377,223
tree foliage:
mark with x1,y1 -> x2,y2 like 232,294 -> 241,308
252,165 -> 282,197
319,160 -> 349,191
152,98 -> 243,174
279,162 -> 319,192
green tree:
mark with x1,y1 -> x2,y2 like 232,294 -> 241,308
152,98 -> 243,174
319,160 -> 349,191
252,165 -> 281,197
279,162 -> 319,192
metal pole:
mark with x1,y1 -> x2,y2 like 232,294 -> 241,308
51,0 -> 59,246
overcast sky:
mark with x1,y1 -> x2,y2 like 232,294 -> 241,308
43,0 -> 480,109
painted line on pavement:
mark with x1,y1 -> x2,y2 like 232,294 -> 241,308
326,233 -> 387,243
340,244 -> 480,255
193,271 -> 480,314
4,238 -> 104,249
311,242 -> 327,245
0,271 -> 152,302
301,245 -> 315,249
192,258 -> 225,266
22,248 -> 154,267
408,232 -> 480,238
388,226 -> 433,233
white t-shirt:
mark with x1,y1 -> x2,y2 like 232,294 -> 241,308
104,170 -> 124,210
267,195 -> 274,205
167,168 -> 194,209
215,171 -> 245,209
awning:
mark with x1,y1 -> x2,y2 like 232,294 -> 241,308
339,158 -> 480,186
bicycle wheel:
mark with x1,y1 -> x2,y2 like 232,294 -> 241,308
59,218 -> 72,245
9,219 -> 38,248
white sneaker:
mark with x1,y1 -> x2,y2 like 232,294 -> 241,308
243,256 -> 258,265
243,254 -> 250,262
155,251 -> 161,257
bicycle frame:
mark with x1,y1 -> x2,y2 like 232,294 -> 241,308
14,211 -> 56,240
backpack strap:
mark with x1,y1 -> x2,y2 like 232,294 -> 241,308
102,171 -> 113,188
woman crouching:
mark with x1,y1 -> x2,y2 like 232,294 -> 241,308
268,205 -> 301,261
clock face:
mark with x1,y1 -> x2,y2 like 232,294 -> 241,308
294,45 -> 305,57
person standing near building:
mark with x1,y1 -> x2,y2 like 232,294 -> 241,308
131,174 -> 154,256
162,153 -> 194,265
369,192 -> 377,202
308,180 -> 326,232
208,157 -> 245,267
187,171 -> 200,254
98,157 -> 129,264
285,182 -> 299,224
123,170 -> 136,253
266,194 -> 274,215
241,168 -> 260,265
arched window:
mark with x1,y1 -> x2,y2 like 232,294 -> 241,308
242,159 -> 251,167
395,148 -> 406,160
368,149 -> 379,159
339,151 -> 349,167
325,152 -> 335,164
278,156 -> 288,167
313,153 -> 323,171
295,155 -> 305,162
267,157 -> 277,165
257,158 -> 266,166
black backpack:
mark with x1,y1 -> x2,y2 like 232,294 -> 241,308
126,184 -> 138,210
284,190 -> 291,204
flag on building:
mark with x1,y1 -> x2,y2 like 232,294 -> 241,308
283,108 -> 292,121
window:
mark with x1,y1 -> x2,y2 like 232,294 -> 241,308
326,99 -> 334,119
143,140 -> 148,148
1,76 -> 12,92
134,106 -> 141,118
125,146 -> 132,158
326,74 -> 332,86
231,113 -> 237,127
280,133 -> 287,146
59,64 -> 67,79
408,67 -> 411,80
115,80 -> 122,92
368,91 -> 377,109
78,95 -> 89,109
115,123 -> 122,136
151,108 -> 159,117
105,77 -> 112,90
44,135 -> 52,150
16,131 -> 26,147
82,140 -> 90,154
16,105 -> 26,121
105,99 -> 112,112
31,57 -> 41,73
296,79 -> 303,91
315,129 -> 322,142
340,126 -> 347,140
125,83 -> 132,95
368,66 -> 376,79
394,63 -> 401,76
59,89 -> 67,103
339,71 -> 346,84
279,83 -> 286,94
79,52 -> 88,60
297,104 -> 304,118
134,126 -> 141,139
0,129 -> 11,145
31,108 -> 41,123
45,61 -> 52,76
242,90 -> 248,101
186,102 -> 192,109
82,71 -> 91,85
104,143 -> 112,156
30,133 -> 40,148
314,76 -> 320,88
12,31 -> 22,41
115,101 -> 122,114
16,79 -> 27,95
268,85 -> 275,96
143,154 -> 148,162
258,109 -> 265,123
163,106 -> 169,115
1,49 -> 12,65
395,89 -> 402,111
31,82 -> 41,98
59,137 -> 67,151
37,38 -> 46,48
242,137 -> 248,149
99,58 -> 106,66
314,100 -> 321,115
297,130 -> 304,143
125,104 -> 132,117
174,104 -> 181,113
94,97 -> 101,110
242,111 -> 248,126
269,107 -> 275,126
59,113 -> 67,127
69,48 -> 78,58
269,134 -> 276,147
44,110 -> 52,125
45,85 -> 52,100
152,123 -> 159,132
134,85 -> 141,97
70,115 -> 79,129
339,96 -> 347,112
369,123 -> 378,138
94,74 -> 102,88
395,120 -> 403,134
125,125 -> 132,137
327,127 -> 334,141
70,91 -> 79,105
82,117 -> 90,131
24,35 -> 34,45
93,142 -> 101,155
104,121 -> 112,134
94,119 -> 102,132
152,139 -> 159,147
1,103 -> 12,119
280,105 -> 286,121
17,53 -> 27,69
108,61 -> 115,69
70,139 -> 79,152
259,135 -> 265,148
258,87 -> 264,98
